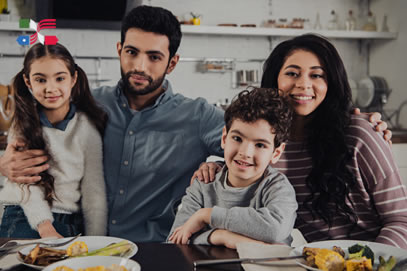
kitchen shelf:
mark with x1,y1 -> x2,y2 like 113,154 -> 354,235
0,22 -> 397,40
181,25 -> 398,40
0,21 -> 35,32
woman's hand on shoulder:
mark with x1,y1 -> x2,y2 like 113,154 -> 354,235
353,108 -> 392,144
190,162 -> 222,185
0,139 -> 49,183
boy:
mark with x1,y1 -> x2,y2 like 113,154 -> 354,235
168,87 -> 298,248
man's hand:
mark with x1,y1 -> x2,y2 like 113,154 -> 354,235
168,208 -> 212,244
190,162 -> 222,184
353,108 -> 392,143
209,229 -> 266,249
37,220 -> 63,239
0,140 -> 49,183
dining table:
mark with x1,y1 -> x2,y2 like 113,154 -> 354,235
0,238 -> 244,271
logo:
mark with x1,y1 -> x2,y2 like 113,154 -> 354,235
16,19 -> 59,46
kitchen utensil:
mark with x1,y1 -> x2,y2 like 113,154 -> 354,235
193,255 -> 304,267
0,234 -> 81,252
357,76 -> 391,108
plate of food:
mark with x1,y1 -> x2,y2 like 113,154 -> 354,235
17,236 -> 137,270
290,240 -> 407,271
43,255 -> 140,271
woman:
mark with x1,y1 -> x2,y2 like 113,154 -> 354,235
261,34 -> 407,249
195,34 -> 407,249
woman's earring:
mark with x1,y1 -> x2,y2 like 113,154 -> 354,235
27,88 -> 34,95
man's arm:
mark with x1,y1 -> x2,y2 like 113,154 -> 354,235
0,140 -> 49,183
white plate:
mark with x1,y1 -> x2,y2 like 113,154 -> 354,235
17,236 -> 138,270
43,256 -> 140,271
290,240 -> 407,271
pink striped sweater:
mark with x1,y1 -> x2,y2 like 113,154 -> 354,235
274,115 -> 407,249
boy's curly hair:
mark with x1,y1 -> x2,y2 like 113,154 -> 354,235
224,87 -> 293,147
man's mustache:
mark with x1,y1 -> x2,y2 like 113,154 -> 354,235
126,71 -> 153,83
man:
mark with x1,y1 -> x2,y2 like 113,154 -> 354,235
0,6 -> 224,243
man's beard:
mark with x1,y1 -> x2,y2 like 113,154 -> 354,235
121,69 -> 166,96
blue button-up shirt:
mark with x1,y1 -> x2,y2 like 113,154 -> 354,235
92,80 -> 224,242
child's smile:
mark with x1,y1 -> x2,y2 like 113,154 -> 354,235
221,119 -> 284,187
24,56 -> 77,124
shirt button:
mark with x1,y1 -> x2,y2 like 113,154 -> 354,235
129,131 -> 134,135
124,161 -> 129,166
112,220 -> 116,224
122,103 -> 127,107
119,189 -> 124,194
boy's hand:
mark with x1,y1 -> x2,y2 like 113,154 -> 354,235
353,108 -> 392,143
37,220 -> 63,239
169,208 -> 212,244
0,140 -> 49,183
209,229 -> 266,249
190,162 -> 222,184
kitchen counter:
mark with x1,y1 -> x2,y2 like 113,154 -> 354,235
392,130 -> 407,144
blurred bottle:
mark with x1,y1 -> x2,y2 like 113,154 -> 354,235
381,15 -> 389,32
327,10 -> 339,30
314,12 -> 322,30
363,11 -> 377,31
345,10 -> 357,31
0,0 -> 7,13
303,18 -> 311,30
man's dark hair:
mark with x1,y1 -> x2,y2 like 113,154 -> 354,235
224,87 -> 293,148
121,5 -> 182,59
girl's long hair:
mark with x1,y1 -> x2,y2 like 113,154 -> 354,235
261,34 -> 358,234
12,43 -> 107,206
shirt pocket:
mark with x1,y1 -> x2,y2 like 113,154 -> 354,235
141,131 -> 185,172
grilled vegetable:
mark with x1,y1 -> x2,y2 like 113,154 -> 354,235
77,241 -> 132,257
377,256 -> 397,271
348,244 -> 375,265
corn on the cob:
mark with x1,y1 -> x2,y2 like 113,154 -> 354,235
345,256 -> 372,271
314,248 -> 345,271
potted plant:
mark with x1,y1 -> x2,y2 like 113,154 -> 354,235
0,8 -> 10,22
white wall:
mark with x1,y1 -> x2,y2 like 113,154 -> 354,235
0,0 -> 402,106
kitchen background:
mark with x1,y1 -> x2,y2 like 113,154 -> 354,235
0,0 -> 406,185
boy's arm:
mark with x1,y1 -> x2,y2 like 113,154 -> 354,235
169,208 -> 211,245
209,229 -> 266,249
167,181 -> 215,245
210,174 -> 298,244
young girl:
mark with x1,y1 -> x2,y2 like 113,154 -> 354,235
0,43 -> 108,238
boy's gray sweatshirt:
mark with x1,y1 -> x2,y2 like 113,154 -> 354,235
167,165 -> 298,245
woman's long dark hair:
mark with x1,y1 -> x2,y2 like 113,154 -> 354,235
261,34 -> 358,233
12,43 -> 107,206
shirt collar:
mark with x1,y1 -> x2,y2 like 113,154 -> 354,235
39,103 -> 76,131
116,79 -> 174,111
